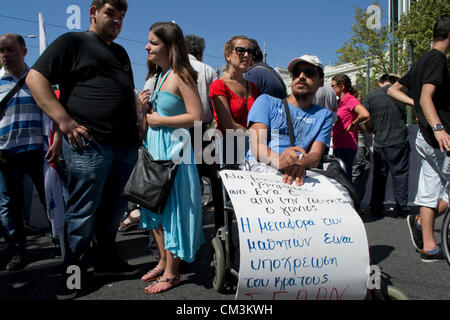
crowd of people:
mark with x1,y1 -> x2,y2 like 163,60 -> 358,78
0,0 -> 449,300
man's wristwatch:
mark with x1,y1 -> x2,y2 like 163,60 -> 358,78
433,123 -> 445,131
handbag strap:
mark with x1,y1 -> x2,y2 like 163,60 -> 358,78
0,75 -> 27,118
281,99 -> 295,147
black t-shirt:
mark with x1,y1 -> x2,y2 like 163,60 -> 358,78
32,31 -> 139,146
399,49 -> 450,148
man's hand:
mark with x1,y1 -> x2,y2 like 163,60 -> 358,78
279,146 -> 307,186
434,130 -> 450,152
278,146 -> 306,169
59,119 -> 91,148
283,163 -> 306,186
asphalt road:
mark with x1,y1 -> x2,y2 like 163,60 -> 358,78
0,187 -> 449,302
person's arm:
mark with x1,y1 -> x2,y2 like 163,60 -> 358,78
26,69 -> 90,147
45,126 -> 62,163
420,83 -> 450,152
387,82 -> 414,106
250,122 -> 324,186
346,104 -> 370,132
146,75 -> 202,128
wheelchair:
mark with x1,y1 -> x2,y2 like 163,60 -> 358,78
206,150 -> 408,300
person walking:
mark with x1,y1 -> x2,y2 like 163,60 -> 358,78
388,14 -> 450,262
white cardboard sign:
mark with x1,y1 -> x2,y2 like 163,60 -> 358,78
218,170 -> 370,300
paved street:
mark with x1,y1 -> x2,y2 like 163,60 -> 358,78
1,190 -> 449,302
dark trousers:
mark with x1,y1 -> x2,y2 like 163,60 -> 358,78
189,126 -> 224,229
370,141 -> 410,210
0,149 -> 46,257
352,146 -> 371,202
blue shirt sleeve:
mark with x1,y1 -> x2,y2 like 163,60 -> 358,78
247,94 -> 273,128
315,109 -> 333,147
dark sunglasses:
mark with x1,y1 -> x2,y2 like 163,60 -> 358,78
292,67 -> 317,78
234,47 -> 253,56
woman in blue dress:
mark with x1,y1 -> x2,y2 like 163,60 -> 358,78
137,22 -> 204,294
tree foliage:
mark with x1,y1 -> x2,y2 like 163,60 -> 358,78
336,1 -> 391,78
396,0 -> 450,75
336,0 -> 449,96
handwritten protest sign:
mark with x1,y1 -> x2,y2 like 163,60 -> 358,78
219,170 -> 370,300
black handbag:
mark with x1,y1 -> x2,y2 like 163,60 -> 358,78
121,141 -> 179,215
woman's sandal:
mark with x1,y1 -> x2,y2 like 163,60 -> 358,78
141,265 -> 164,282
145,276 -> 181,294
118,214 -> 140,232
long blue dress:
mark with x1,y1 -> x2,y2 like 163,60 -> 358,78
140,70 -> 204,263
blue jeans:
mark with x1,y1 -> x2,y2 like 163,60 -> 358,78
0,149 -> 45,257
61,138 -> 138,269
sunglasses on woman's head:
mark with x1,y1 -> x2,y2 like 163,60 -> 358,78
292,67 -> 317,79
234,47 -> 253,56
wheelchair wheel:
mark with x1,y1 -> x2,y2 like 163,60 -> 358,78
441,210 -> 450,266
210,237 -> 225,292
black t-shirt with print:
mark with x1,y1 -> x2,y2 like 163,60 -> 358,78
32,31 -> 139,146
399,49 -> 450,148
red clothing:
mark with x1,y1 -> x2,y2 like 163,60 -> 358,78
209,79 -> 258,133
332,92 -> 360,150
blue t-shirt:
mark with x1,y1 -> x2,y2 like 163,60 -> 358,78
246,94 -> 333,160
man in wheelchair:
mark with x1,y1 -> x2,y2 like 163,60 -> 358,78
244,54 -> 334,186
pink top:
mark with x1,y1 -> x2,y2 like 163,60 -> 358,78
209,79 -> 258,134
332,92 -> 360,150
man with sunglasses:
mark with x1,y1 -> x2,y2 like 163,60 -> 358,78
246,55 -> 333,186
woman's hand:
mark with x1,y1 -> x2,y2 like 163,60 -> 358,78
45,128 -> 62,163
138,89 -> 151,113
345,122 -> 356,133
146,110 -> 161,128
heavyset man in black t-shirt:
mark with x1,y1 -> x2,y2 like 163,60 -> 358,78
388,13 -> 450,263
26,0 -> 140,299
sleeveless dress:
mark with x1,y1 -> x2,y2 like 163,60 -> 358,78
139,70 -> 204,263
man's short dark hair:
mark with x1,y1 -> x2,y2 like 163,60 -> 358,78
184,34 -> 205,59
379,73 -> 399,84
249,39 -> 263,62
0,33 -> 26,48
433,13 -> 450,41
91,0 -> 128,12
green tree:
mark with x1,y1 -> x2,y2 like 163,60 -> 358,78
396,0 -> 450,75
336,1 -> 392,96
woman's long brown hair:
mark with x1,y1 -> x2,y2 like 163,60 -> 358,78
145,22 -> 197,86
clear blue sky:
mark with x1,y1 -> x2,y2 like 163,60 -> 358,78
0,0 -> 389,89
